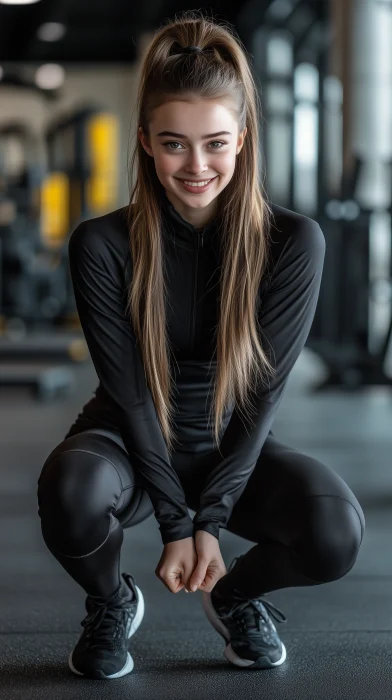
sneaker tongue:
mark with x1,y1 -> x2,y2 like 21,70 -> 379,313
239,606 -> 260,628
214,592 -> 263,629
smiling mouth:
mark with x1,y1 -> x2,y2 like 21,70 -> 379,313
176,176 -> 217,183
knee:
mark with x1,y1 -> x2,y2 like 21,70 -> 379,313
37,449 -> 122,551
296,495 -> 365,583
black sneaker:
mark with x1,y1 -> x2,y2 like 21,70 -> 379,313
68,572 -> 144,679
202,555 -> 287,669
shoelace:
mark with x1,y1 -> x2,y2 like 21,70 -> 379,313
219,593 -> 287,631
217,555 -> 287,631
81,598 -> 133,651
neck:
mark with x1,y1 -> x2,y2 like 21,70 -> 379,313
163,189 -> 218,230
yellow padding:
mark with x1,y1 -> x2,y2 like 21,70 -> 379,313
40,172 -> 70,247
86,112 -> 119,213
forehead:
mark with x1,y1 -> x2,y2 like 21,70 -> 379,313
151,98 -> 237,133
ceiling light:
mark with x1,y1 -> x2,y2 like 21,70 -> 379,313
0,0 -> 43,5
35,63 -> 65,90
37,22 -> 67,42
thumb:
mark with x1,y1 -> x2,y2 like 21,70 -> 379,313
189,563 -> 207,592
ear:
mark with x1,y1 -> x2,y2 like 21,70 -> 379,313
236,126 -> 247,155
138,126 -> 153,157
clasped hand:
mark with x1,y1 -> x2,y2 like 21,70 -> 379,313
155,530 -> 227,594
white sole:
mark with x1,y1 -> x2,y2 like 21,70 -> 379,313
68,584 -> 145,679
202,591 -> 287,669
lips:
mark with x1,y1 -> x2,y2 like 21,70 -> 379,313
177,176 -> 218,194
177,176 -> 217,183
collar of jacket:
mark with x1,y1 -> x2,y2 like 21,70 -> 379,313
160,190 -> 218,249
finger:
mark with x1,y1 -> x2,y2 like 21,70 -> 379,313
198,581 -> 213,593
189,567 -> 207,592
193,568 -> 224,594
159,577 -> 181,594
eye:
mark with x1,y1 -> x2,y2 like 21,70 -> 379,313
162,141 -> 226,151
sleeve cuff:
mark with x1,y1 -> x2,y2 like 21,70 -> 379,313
159,518 -> 195,545
193,521 -> 220,541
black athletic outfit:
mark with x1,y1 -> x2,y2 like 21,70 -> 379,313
37,190 -> 365,602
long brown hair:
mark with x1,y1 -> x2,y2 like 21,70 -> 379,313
126,9 -> 276,457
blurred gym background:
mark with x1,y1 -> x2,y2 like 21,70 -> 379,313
1,1 -> 391,698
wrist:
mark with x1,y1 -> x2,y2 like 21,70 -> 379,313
193,522 -> 220,541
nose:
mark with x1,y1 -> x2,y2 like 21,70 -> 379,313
184,148 -> 209,175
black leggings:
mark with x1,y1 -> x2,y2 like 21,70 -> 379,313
37,428 -> 365,601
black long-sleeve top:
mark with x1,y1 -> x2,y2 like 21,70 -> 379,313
66,191 -> 326,545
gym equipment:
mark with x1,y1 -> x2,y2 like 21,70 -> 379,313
0,122 -> 83,399
0,104 -> 120,399
44,106 -> 120,325
0,363 -> 76,400
244,1 -> 392,391
308,157 -> 392,389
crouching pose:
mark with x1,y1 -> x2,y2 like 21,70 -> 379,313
37,10 -> 365,680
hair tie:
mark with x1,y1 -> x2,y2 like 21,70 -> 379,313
180,45 -> 204,54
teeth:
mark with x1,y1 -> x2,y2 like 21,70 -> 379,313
183,179 -> 211,187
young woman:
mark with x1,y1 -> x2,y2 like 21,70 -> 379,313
37,10 -> 365,681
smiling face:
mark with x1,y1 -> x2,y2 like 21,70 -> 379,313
138,97 -> 247,229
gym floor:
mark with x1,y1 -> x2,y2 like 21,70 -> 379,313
0,349 -> 390,700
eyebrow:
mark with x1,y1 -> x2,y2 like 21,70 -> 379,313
156,130 -> 232,139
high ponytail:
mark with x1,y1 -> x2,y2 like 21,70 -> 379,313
126,9 -> 275,456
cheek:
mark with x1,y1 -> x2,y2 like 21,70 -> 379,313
215,153 -> 236,175
157,154 -> 179,176
224,152 -> 237,170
